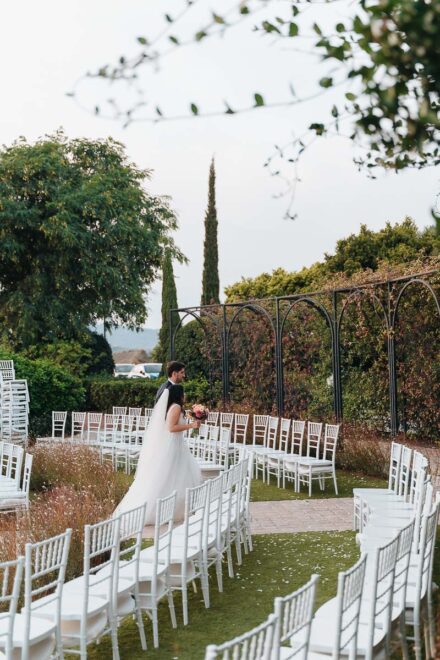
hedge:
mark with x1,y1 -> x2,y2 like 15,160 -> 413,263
86,376 -> 212,412
0,348 -> 85,437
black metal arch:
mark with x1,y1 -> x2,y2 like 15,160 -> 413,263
170,268 -> 439,435
280,296 -> 334,337
391,278 -> 440,327
227,302 -> 276,336
338,289 -> 389,330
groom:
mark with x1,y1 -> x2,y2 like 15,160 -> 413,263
154,360 -> 186,405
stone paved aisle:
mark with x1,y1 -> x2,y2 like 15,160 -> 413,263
250,498 -> 353,534
143,497 -> 353,538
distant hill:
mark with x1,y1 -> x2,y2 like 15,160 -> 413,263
94,325 -> 159,352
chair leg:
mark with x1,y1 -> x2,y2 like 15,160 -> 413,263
182,581 -> 189,626
333,469 -> 339,495
110,617 -> 120,660
399,615 -> 409,660
152,607 -> 159,648
427,593 -> 436,657
134,595 -> 147,650
200,563 -> 210,608
226,541 -> 234,578
215,555 -> 223,592
167,590 -> 177,628
309,467 -> 312,497
413,620 -> 422,660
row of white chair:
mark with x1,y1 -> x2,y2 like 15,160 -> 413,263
0,441 -> 32,513
205,443 -> 439,659
0,455 -> 253,658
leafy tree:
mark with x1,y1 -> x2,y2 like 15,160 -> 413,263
77,1 -> 440,218
225,218 -> 439,300
23,332 -> 114,378
201,159 -> 220,306
0,131 -> 184,348
154,248 -> 178,363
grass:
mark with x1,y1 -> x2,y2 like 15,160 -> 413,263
83,531 -> 359,660
250,470 -> 388,502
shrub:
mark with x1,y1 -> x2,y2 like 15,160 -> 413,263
0,347 -> 85,437
0,445 -> 130,581
86,376 -> 213,411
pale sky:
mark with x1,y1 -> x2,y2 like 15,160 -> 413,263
1,1 -> 438,327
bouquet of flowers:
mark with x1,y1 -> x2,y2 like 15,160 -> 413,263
188,404 -> 209,421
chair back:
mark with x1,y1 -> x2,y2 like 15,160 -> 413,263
117,503 -> 147,600
145,492 -> 176,596
364,537 -> 399,659
290,421 -> 306,455
322,426 -> 339,464
306,422 -> 322,458
273,574 -> 318,658
220,412 -> 234,431
199,423 -> 209,440
128,407 -> 142,417
208,425 -> 220,442
23,529 -> 72,658
87,412 -> 103,443
112,406 -> 127,416
278,418 -> 291,453
392,519 -> 415,617
205,614 -> 278,660
397,445 -> 412,498
144,408 -> 154,419
252,415 -> 269,447
21,453 -> 33,497
0,360 -> 15,381
83,517 -> 119,620
207,411 -> 220,427
266,417 -> 279,452
332,554 -> 367,657
0,556 -> 23,659
414,499 -> 440,609
72,411 -> 86,441
234,414 -> 249,445
182,482 -> 209,562
388,441 -> 403,492
52,411 -> 67,440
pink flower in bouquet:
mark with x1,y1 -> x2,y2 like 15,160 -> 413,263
189,404 -> 209,421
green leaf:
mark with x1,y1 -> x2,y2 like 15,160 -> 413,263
336,23 -> 345,33
313,23 -> 322,36
289,23 -> 299,37
331,105 -> 339,117
345,92 -> 356,101
262,21 -> 280,34
195,30 -> 207,41
155,106 -> 163,116
309,123 -> 326,135
137,36 -> 148,45
169,35 -> 179,45
190,103 -> 199,115
240,5 -> 250,15
224,103 -> 235,115
212,13 -> 225,25
164,14 -> 173,23
319,77 -> 333,88
254,93 -> 265,107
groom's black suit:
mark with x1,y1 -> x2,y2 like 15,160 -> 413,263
154,379 -> 173,405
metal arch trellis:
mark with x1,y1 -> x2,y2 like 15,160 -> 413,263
170,269 -> 440,436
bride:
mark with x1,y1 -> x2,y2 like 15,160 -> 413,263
114,384 -> 202,523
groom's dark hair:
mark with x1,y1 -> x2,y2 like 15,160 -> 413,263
167,361 -> 185,377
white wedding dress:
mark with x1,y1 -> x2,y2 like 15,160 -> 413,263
114,390 -> 202,524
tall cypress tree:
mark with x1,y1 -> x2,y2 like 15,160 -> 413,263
201,158 -> 220,306
156,248 -> 178,363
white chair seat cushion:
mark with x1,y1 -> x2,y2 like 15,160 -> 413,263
0,613 -> 56,647
36,580 -> 109,620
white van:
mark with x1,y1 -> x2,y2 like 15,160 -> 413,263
127,363 -> 162,379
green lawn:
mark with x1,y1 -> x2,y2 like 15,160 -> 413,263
83,532 -> 359,660
250,470 -> 387,501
